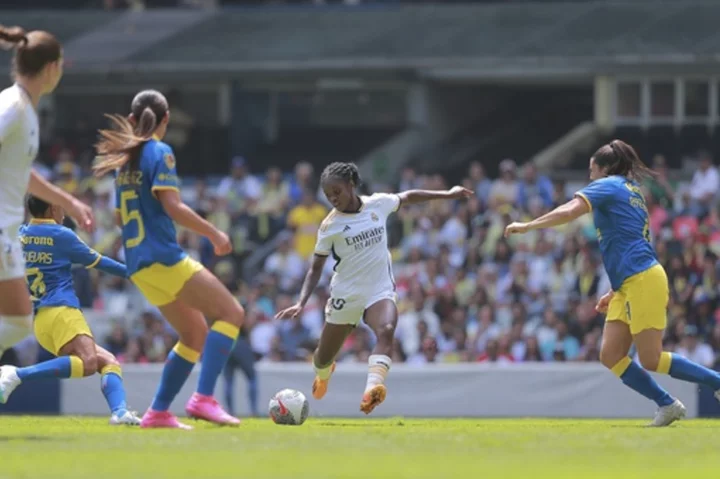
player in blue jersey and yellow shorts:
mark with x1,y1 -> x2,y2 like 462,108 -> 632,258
505,139 -> 720,426
0,195 -> 140,425
93,90 -> 245,429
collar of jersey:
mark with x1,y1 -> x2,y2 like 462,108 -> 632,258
334,197 -> 365,216
29,219 -> 57,225
152,134 -> 161,140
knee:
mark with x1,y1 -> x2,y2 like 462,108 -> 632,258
638,351 -> 661,372
79,352 -> 99,377
599,346 -> 622,370
221,300 -> 245,328
375,322 -> 396,343
180,323 -> 208,353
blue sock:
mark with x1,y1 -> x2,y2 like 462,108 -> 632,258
150,344 -> 198,412
247,376 -> 258,416
613,357 -> 675,407
664,352 -> 720,390
196,321 -> 239,397
100,366 -> 128,414
17,355 -> 83,381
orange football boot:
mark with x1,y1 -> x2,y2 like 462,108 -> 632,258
360,384 -> 387,415
311,362 -> 336,400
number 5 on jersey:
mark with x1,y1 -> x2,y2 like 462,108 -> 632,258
120,190 -> 145,248
26,267 -> 46,299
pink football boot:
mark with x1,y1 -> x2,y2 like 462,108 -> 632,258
140,409 -> 193,430
185,392 -> 240,426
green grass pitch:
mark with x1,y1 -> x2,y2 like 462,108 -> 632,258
1,417 -> 719,478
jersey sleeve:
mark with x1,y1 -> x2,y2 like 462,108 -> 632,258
63,229 -> 102,269
314,219 -> 334,257
150,143 -> 180,197
372,193 -> 402,216
575,179 -> 613,212
0,98 -> 20,143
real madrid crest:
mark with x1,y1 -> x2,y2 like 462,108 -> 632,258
371,212 -> 379,222
164,152 -> 176,170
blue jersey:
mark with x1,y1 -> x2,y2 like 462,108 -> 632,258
115,139 -> 185,275
19,220 -> 127,311
575,175 -> 658,290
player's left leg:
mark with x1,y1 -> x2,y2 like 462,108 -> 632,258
174,267 -> 244,426
359,297 -> 397,415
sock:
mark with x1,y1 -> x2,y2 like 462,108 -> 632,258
247,376 -> 259,416
196,321 -> 239,397
16,355 -> 83,381
0,314 -> 33,352
222,365 -> 235,416
612,357 -> 674,407
150,343 -> 198,412
313,358 -> 334,380
365,354 -> 391,392
660,352 -> 720,391
100,365 -> 128,414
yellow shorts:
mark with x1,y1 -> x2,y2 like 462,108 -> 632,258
131,256 -> 204,307
34,306 -> 93,356
606,264 -> 669,335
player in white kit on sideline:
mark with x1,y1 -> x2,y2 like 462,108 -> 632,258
276,162 -> 472,414
0,25 -> 94,358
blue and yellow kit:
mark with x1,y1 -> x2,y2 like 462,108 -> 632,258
114,139 -> 203,307
575,175 -> 668,333
19,219 -> 127,354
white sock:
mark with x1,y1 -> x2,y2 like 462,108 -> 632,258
0,315 -> 33,353
313,360 -> 333,380
365,354 -> 391,392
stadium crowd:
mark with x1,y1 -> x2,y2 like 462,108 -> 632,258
12,122 -> 720,373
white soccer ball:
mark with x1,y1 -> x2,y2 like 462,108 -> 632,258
268,389 -> 309,426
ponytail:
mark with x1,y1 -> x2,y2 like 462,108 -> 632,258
592,140 -> 656,181
93,107 -> 158,177
0,25 -> 27,49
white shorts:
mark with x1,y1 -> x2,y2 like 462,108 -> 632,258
324,290 -> 397,326
0,225 -> 24,282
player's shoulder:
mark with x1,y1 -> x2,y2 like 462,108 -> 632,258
319,210 -> 343,234
141,139 -> 175,166
0,86 -> 23,116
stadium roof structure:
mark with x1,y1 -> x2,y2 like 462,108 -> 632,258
3,2 -> 720,79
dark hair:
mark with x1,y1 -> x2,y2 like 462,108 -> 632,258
320,162 -> 361,187
93,90 -> 169,176
592,139 -> 656,180
26,194 -> 51,218
0,26 -> 62,78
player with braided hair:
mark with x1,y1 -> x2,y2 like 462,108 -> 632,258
276,162 -> 472,414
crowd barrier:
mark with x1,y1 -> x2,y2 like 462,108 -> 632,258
3,363 -> 720,419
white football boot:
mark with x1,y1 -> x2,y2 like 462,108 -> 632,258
0,365 -> 21,404
110,409 -> 142,426
649,399 -> 686,427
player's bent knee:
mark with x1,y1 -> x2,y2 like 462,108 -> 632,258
638,352 -> 661,372
375,322 -> 396,341
599,348 -> 623,370
220,299 -> 245,327
79,353 -> 99,377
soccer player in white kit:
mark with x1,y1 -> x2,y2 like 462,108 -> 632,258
0,25 -> 94,358
276,162 -> 472,414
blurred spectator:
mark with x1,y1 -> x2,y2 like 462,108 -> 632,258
287,189 -> 328,260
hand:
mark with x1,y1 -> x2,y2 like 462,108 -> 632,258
447,186 -> 474,200
504,222 -> 530,237
275,303 -> 304,320
67,198 -> 95,233
595,291 -> 614,314
210,230 -> 232,256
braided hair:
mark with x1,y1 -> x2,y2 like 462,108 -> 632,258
592,140 -> 656,181
320,162 -> 361,187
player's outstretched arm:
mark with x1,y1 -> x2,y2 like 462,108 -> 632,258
155,189 -> 231,256
397,186 -> 473,206
28,170 -> 95,232
276,254 -> 328,320
504,197 -> 589,237
66,230 -> 127,277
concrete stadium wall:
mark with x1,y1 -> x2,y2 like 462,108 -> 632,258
56,363 -> 703,419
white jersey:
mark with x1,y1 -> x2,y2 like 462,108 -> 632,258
314,193 -> 400,300
0,84 -> 39,229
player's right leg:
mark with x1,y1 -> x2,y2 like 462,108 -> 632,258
0,278 -> 33,359
312,322 -> 354,400
96,346 -> 140,425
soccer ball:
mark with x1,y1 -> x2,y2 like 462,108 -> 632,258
268,389 -> 309,426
